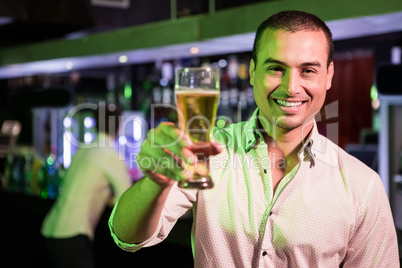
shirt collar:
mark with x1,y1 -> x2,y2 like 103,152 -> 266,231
299,123 -> 318,168
243,108 -> 317,168
244,108 -> 261,152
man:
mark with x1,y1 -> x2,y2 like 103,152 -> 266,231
109,11 -> 400,267
41,103 -> 132,268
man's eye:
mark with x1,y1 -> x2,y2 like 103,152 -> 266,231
302,69 -> 316,75
268,66 -> 284,72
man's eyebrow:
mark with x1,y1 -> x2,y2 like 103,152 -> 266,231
263,58 -> 287,66
300,61 -> 321,68
262,58 -> 322,68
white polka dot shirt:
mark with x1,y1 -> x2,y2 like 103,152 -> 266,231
109,109 -> 399,267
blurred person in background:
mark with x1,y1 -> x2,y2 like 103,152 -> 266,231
109,10 -> 399,267
41,103 -> 132,268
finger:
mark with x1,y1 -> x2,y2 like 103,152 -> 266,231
137,144 -> 184,180
145,170 -> 177,187
181,147 -> 197,164
137,153 -> 183,181
148,125 -> 188,158
163,147 -> 197,166
142,139 -> 189,172
158,122 -> 190,149
182,162 -> 209,177
152,130 -> 185,157
160,121 -> 176,126
147,127 -> 181,149
154,126 -> 195,163
138,136 -> 196,183
187,142 -> 222,161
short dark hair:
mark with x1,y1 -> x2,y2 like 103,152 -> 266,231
95,103 -> 122,137
252,10 -> 334,67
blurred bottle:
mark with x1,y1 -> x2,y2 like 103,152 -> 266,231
23,150 -> 34,195
6,154 -> 25,192
44,153 -> 61,199
4,147 -> 39,195
31,156 -> 42,195
3,145 -> 64,199
38,163 -> 48,199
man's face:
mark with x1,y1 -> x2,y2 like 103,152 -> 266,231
249,29 -> 334,134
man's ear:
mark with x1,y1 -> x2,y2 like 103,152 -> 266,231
249,59 -> 255,86
326,61 -> 334,90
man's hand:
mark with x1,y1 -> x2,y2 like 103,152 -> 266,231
136,122 -> 222,187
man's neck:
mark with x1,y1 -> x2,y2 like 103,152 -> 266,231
258,117 -> 314,158
257,117 -> 314,193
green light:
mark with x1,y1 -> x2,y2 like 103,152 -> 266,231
217,117 -> 226,128
41,191 -> 48,199
370,84 -> 378,100
47,156 -> 55,166
124,82 -> 132,99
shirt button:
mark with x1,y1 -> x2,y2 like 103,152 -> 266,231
262,251 -> 267,256
269,211 -> 273,216
263,169 -> 267,174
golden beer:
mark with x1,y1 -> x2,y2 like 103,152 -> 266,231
175,67 -> 220,189
176,89 -> 220,143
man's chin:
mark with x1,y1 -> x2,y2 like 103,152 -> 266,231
274,118 -> 314,132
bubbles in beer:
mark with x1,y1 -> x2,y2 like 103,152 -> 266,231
176,89 -> 220,142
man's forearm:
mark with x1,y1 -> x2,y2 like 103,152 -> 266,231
112,176 -> 173,244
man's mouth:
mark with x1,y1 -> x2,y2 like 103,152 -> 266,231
274,99 -> 305,108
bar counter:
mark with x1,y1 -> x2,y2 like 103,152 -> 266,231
0,190 -> 194,267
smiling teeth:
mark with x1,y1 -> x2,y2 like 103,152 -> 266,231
276,99 -> 303,107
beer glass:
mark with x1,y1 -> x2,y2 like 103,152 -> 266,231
175,67 -> 220,189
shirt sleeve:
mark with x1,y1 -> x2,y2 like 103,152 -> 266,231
108,198 -> 165,252
342,174 -> 400,267
108,183 -> 196,252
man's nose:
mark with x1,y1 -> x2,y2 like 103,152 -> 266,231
282,70 -> 301,95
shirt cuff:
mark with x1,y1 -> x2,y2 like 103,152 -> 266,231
108,199 -> 161,252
